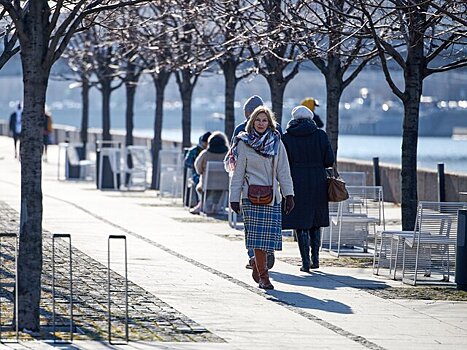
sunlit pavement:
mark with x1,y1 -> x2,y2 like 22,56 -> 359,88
1,136 -> 466,350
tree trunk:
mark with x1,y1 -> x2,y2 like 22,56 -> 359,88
80,78 -> 90,153
267,78 -> 286,126
222,62 -> 237,140
101,80 -> 112,141
401,74 -> 423,230
401,97 -> 420,230
151,71 -> 171,190
399,23 -> 425,230
176,70 -> 196,149
181,88 -> 193,148
125,83 -> 137,146
17,1 -> 51,330
324,71 -> 343,159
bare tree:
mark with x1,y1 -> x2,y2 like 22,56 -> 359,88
84,25 -> 125,141
171,0 -> 211,148
0,3 -> 19,69
0,0 -> 149,331
244,0 -> 301,124
356,0 -> 467,229
62,32 -> 97,153
138,3 -> 173,188
285,0 -> 377,157
110,8 -> 148,147
204,0 -> 253,139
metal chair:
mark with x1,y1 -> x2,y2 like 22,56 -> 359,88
121,146 -> 151,190
157,150 -> 183,198
324,185 -> 385,257
375,201 -> 467,284
321,172 -> 367,249
401,201 -> 467,285
201,161 -> 229,215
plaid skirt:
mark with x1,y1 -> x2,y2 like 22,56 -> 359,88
242,199 -> 282,253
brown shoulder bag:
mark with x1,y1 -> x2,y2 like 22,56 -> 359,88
327,164 -> 349,202
246,157 -> 275,205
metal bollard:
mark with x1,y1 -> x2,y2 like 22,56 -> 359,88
437,163 -> 446,202
0,233 -> 18,343
108,235 -> 128,344
456,210 -> 467,291
52,233 -> 73,343
373,157 -> 381,187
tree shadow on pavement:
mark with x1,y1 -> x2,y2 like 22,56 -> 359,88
267,290 -> 353,314
269,270 -> 389,290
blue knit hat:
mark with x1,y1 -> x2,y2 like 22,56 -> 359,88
243,95 -> 264,118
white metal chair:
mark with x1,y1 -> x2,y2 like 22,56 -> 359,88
200,161 -> 229,215
321,171 -> 367,248
157,150 -> 183,198
324,185 -> 385,257
227,172 -> 242,229
375,201 -> 467,284
121,146 -> 151,190
401,202 -> 466,285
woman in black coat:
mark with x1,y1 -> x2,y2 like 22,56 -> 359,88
282,105 -> 335,272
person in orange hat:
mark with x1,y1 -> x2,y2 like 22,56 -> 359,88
300,97 -> 324,128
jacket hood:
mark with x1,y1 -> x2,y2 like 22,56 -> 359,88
285,118 -> 318,136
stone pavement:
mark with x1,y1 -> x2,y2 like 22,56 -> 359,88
1,136 -> 467,349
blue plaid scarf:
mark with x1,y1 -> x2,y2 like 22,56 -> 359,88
224,128 -> 281,172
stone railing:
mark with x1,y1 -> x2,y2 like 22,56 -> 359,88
338,158 -> 467,203
0,120 -> 182,151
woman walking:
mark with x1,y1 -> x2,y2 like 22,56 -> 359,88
282,106 -> 335,272
226,106 -> 295,290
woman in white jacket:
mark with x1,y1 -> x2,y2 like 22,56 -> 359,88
225,106 -> 295,290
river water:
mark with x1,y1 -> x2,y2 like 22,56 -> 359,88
1,68 -> 466,174
129,128 -> 466,174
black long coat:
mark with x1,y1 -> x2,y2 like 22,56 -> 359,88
281,119 -> 335,229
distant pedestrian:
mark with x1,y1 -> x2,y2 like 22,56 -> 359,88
42,110 -> 53,162
191,132 -> 229,215
226,106 -> 295,290
282,106 -> 334,272
232,95 -> 283,143
8,102 -> 22,159
184,131 -> 211,207
301,97 -> 324,128
232,95 -> 280,269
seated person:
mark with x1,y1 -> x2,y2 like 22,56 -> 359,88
184,132 -> 211,206
191,132 -> 229,214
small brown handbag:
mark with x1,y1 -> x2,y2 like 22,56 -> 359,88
327,165 -> 349,202
246,157 -> 275,205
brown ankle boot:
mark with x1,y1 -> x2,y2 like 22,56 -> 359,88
250,257 -> 259,283
254,249 -> 274,290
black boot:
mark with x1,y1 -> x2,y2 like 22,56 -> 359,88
310,228 -> 321,269
267,252 -> 275,270
296,229 -> 311,272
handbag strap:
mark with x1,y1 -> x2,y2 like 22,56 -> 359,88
271,156 -> 275,186
332,162 -> 340,178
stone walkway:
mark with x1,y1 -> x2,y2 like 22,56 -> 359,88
0,201 -> 222,343
0,136 -> 467,349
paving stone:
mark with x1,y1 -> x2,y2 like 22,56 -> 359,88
0,201 -> 223,343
